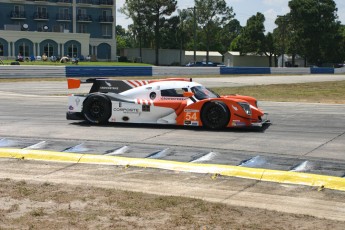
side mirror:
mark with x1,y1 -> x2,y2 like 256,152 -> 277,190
183,92 -> 194,98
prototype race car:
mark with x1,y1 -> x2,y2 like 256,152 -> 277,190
67,78 -> 270,129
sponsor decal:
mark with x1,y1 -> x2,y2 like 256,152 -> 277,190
142,104 -> 150,112
100,86 -> 119,90
184,109 -> 199,113
161,97 -> 187,101
69,105 -> 74,111
184,121 -> 199,126
100,81 -> 119,90
232,105 -> 238,111
75,97 -> 80,106
232,120 -> 246,127
191,121 -> 199,126
113,108 -> 139,114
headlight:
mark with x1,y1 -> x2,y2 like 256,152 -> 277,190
238,102 -> 252,115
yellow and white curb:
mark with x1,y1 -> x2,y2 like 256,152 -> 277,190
1,148 -> 345,191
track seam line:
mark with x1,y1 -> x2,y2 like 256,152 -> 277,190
302,131 -> 345,157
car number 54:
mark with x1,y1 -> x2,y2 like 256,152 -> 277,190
185,112 -> 197,121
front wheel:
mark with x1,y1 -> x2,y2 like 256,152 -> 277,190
82,94 -> 111,124
201,101 -> 230,129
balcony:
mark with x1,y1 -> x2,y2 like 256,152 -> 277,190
77,14 -> 92,22
77,0 -> 93,5
56,13 -> 71,21
33,12 -> 49,20
10,11 -> 26,19
56,0 -> 71,4
99,15 -> 113,23
98,0 -> 113,5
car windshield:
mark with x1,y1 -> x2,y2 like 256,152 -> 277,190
191,86 -> 220,100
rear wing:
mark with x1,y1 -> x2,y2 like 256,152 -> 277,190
67,78 -> 193,94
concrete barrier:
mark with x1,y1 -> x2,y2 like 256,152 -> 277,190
270,67 -> 310,75
0,65 -> 343,79
310,67 -> 334,74
334,68 -> 345,74
0,65 -> 66,78
66,66 -> 152,77
153,66 -> 220,76
221,67 -> 271,75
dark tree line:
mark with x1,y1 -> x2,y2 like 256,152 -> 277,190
118,0 -> 345,66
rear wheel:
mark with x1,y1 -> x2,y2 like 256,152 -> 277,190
201,101 -> 230,129
82,94 -> 111,124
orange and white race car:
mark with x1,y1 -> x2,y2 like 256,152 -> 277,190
67,78 -> 269,129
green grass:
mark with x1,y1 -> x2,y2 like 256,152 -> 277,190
212,80 -> 345,104
0,59 -> 152,66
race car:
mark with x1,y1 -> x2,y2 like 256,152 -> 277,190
66,78 -> 270,129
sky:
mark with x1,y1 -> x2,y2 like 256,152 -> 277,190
116,0 -> 345,32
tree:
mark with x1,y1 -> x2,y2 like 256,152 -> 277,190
237,12 -> 266,54
119,0 -> 147,62
146,0 -> 177,65
288,0 -> 341,66
116,25 -> 132,56
264,32 -> 275,67
219,19 -> 242,54
195,0 -> 235,63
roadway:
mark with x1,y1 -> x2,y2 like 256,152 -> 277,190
0,75 -> 344,176
0,75 -> 345,220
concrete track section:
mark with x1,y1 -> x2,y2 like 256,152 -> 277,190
1,158 -> 345,222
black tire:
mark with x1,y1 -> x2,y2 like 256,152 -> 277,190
201,101 -> 230,129
82,94 -> 111,124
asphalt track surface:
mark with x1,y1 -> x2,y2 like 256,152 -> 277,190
1,75 -> 345,220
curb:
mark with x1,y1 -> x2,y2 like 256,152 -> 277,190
1,148 -> 345,191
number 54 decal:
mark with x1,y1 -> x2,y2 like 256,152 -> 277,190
185,112 -> 198,121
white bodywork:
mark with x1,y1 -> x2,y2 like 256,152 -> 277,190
68,80 -> 202,124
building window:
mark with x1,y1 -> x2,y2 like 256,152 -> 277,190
102,24 -> 111,37
36,6 -> 48,19
78,24 -> 88,33
53,23 -> 70,32
13,5 -> 24,17
19,42 -> 29,57
58,8 -> 70,20
68,44 -> 78,57
0,44 -> 4,56
44,43 -> 54,57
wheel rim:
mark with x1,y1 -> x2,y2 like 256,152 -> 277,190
206,106 -> 223,126
89,100 -> 105,119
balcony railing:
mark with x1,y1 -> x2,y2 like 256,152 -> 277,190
77,0 -> 93,4
77,14 -> 92,22
10,11 -> 26,19
56,13 -> 71,21
33,12 -> 49,20
98,0 -> 113,5
56,0 -> 71,3
99,15 -> 113,23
